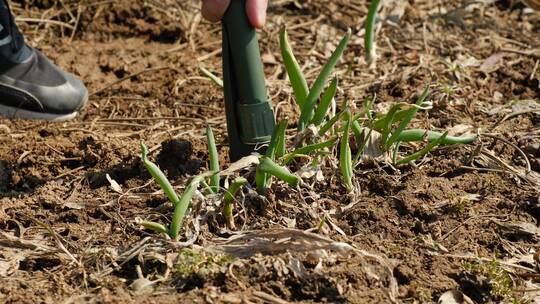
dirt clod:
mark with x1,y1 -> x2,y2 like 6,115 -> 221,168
157,139 -> 203,178
0,160 -> 11,192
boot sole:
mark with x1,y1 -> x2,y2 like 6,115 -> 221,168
0,91 -> 89,122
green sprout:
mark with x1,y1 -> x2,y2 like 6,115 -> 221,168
365,0 -> 381,66
383,86 -> 430,150
256,120 -> 288,193
297,29 -> 351,131
280,27 -> 309,108
355,88 -> 478,165
199,66 -> 223,87
206,125 -> 220,193
318,99 -> 349,137
283,137 -> 338,164
395,131 -> 448,165
311,77 -> 338,126
398,129 -> 477,145
141,141 -> 180,206
140,141 -> 209,240
340,111 -> 354,192
169,175 -> 205,240
258,156 -> 301,188
223,177 -> 247,229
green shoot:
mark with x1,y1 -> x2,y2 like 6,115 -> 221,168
311,77 -> 338,126
141,141 -> 180,205
256,120 -> 288,193
353,127 -> 374,166
169,174 -> 205,240
397,129 -> 477,145
396,132 -> 448,165
200,180 -> 214,195
283,137 -> 338,164
280,27 -> 309,108
340,111 -> 354,192
223,177 -> 247,229
255,167 -> 267,194
206,125 -> 220,193
258,156 -> 301,188
365,0 -> 381,66
274,120 -> 288,158
351,120 -> 364,142
298,29 -> 351,131
384,86 -> 430,150
318,98 -> 349,137
392,141 -> 401,164
199,66 -> 223,87
379,103 -> 403,145
140,221 -> 169,235
318,110 -> 344,137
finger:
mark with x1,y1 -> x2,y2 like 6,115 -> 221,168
246,0 -> 268,28
201,0 -> 231,23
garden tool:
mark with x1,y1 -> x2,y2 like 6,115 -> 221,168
222,0 -> 276,161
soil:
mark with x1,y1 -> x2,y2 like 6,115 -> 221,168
1,0 -> 539,303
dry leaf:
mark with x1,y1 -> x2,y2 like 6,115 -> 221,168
209,228 -> 353,258
357,128 -> 386,161
480,52 -> 506,73
438,290 -> 474,304
221,155 -> 260,176
448,124 -> 476,137
0,252 -> 22,277
505,253 -> 538,270
297,165 -> 324,181
493,220 -> 540,239
106,174 -> 123,194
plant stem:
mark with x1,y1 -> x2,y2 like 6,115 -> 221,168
258,156 -> 301,188
206,125 -> 220,193
365,0 -> 381,66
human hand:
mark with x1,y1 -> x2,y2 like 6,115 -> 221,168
202,0 -> 268,28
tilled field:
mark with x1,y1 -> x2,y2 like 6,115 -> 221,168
0,1 -> 539,303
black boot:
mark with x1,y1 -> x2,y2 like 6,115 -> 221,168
0,0 -> 88,121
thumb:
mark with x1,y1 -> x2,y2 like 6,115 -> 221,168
202,0 -> 231,23
246,0 -> 268,28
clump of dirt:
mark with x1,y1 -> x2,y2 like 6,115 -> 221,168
0,160 -> 11,192
85,160 -> 143,189
157,139 -> 203,179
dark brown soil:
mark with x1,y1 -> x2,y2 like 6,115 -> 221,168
1,0 -> 539,303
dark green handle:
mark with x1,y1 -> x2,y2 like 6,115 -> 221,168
222,0 -> 275,161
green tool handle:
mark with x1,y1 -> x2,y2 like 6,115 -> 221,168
222,0 -> 267,105
222,0 -> 275,161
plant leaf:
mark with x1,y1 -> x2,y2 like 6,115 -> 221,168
141,221 -> 169,235
365,0 -> 381,64
199,66 -> 223,87
397,129 -> 477,145
298,29 -> 351,131
140,141 -> 180,205
169,175 -> 205,240
280,27 -> 309,108
340,111 -> 354,191
283,137 -> 338,164
258,156 -> 301,188
311,77 -> 338,126
396,131 -> 448,165
384,86 -> 430,150
206,125 -> 220,193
